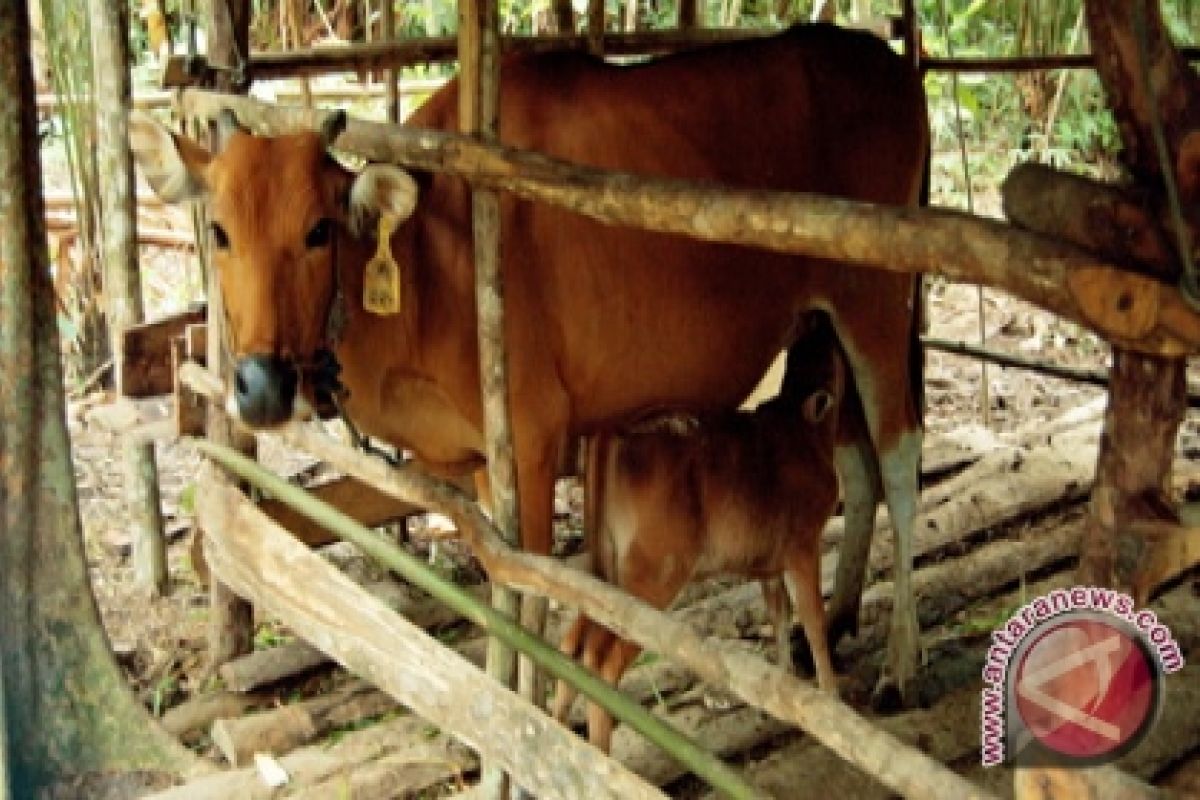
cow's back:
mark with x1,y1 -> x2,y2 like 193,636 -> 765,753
405,24 -> 927,432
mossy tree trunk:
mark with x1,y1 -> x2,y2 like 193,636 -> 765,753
0,2 -> 190,795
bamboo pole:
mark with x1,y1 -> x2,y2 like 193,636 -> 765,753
176,91 -> 1200,357
89,0 -> 166,594
159,30 -> 774,88
193,443 -> 758,800
179,363 -> 992,800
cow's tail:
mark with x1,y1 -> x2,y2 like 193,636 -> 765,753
909,147 -> 931,432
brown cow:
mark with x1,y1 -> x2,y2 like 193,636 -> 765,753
129,23 -> 928,700
553,313 -> 845,751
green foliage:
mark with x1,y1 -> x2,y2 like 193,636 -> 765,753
42,0 -> 115,386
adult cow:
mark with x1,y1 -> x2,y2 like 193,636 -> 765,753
130,23 -> 928,700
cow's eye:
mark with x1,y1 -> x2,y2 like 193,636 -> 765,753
305,218 -> 334,249
209,222 -> 230,249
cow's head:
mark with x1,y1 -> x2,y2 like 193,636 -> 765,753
128,110 -> 418,427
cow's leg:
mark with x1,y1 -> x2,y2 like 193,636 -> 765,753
784,546 -> 838,693
833,320 -> 922,708
551,613 -> 591,726
826,396 -> 882,646
877,428 -> 921,706
514,427 -> 567,709
590,636 -> 643,753
761,577 -> 794,673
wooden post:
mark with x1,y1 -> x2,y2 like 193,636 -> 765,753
202,0 -> 256,669
89,0 -> 167,594
1077,0 -> 1197,589
902,0 -> 919,72
381,0 -> 399,122
587,0 -> 605,54
457,0 -> 527,797
678,0 -> 698,30
552,0 -> 576,34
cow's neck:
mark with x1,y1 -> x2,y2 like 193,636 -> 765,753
327,205 -> 486,470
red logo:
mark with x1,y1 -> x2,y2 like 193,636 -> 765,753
1012,616 -> 1157,763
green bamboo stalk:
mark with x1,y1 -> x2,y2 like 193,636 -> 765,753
191,437 -> 762,800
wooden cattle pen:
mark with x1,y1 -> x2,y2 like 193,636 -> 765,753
6,0 -> 1200,798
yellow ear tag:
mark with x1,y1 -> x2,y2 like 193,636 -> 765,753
363,214 -> 401,315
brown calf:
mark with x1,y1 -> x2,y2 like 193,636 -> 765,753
553,316 -> 844,752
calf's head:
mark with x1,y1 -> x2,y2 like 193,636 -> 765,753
128,110 -> 419,427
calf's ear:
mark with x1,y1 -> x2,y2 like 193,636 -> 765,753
127,110 -> 210,203
348,165 -> 419,237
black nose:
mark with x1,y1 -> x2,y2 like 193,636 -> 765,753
233,355 -> 297,427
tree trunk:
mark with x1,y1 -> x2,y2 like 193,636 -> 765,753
1077,0 -> 1198,591
0,2 -> 191,794
90,0 -> 167,596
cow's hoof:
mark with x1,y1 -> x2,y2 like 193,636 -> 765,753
789,628 -> 846,676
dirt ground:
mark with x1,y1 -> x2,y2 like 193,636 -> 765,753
53,137 -> 1200,796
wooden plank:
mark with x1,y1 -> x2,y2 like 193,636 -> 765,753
258,474 -> 473,549
196,467 -> 667,800
171,336 -> 205,437
120,306 -> 206,398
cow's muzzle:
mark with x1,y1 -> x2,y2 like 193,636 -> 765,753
233,354 -> 297,427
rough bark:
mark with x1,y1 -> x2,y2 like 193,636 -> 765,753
1013,766 -> 1164,800
91,0 -> 167,594
179,90 -> 1200,357
0,2 -> 191,793
201,0 -> 257,672
210,682 -> 400,766
1078,349 -> 1185,587
1076,1 -> 1198,591
1003,162 -> 1181,281
148,714 -> 477,800
158,690 -> 272,744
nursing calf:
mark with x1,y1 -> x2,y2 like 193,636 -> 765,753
553,318 -> 844,752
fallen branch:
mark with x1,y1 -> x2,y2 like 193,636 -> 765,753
1013,766 -> 1164,800
211,681 -> 399,767
822,405 -> 1101,557
178,90 -> 1200,356
183,361 -> 992,800
158,690 -> 272,744
924,336 -> 1200,407
147,713 -> 476,800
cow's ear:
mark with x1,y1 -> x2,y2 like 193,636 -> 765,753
348,165 -> 419,237
128,110 -> 210,203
